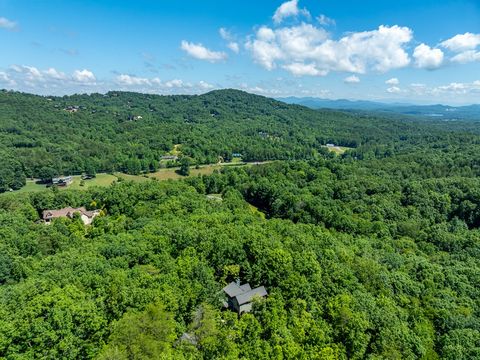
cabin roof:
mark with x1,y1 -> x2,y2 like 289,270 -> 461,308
222,282 -> 245,298
235,286 -> 268,306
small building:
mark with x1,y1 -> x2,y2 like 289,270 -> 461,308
222,281 -> 267,314
64,106 -> 79,113
42,207 -> 100,225
52,176 -> 73,187
161,155 -> 179,161
232,153 -> 243,158
326,143 -> 335,147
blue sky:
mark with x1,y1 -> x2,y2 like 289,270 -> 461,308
1,0 -> 479,104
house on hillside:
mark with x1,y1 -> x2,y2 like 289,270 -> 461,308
64,106 -> 79,113
161,155 -> 178,161
52,176 -> 73,187
42,207 -> 100,225
222,281 -> 267,314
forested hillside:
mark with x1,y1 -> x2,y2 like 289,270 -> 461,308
1,89 -> 480,359
1,154 -> 480,359
1,89 -> 474,192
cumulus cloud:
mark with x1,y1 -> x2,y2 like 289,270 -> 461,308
273,0 -> 310,24
386,86 -> 402,93
441,32 -> 480,52
227,42 -> 240,53
413,44 -> 444,69
44,68 -> 67,80
164,79 -> 185,88
117,74 -> 160,86
397,81 -> 480,99
11,65 -> 43,81
0,17 -> 17,31
282,62 -> 327,76
432,80 -> 480,95
5,65 -> 98,90
115,74 -> 215,93
72,69 -> 96,84
451,50 -> 480,64
385,78 -> 399,85
219,28 -> 240,54
344,75 -> 360,84
181,41 -> 227,62
198,80 -> 215,90
317,14 -> 335,27
219,28 -> 232,41
0,71 -> 16,86
246,23 -> 412,76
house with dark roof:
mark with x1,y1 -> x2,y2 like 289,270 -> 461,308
222,281 -> 267,314
52,176 -> 73,187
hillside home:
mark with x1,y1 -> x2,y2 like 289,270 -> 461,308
223,281 -> 267,314
52,176 -> 73,186
64,106 -> 79,113
42,207 -> 100,225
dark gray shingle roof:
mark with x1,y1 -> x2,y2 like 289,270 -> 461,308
222,282 -> 245,298
235,286 -> 268,306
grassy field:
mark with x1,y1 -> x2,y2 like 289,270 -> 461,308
148,164 -> 233,180
2,162 -> 266,196
6,174 -> 120,194
323,145 -> 352,155
115,173 -> 151,183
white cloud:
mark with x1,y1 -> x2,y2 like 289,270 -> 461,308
385,77 -> 399,85
413,44 -> 444,69
247,24 -> 412,76
387,86 -> 401,93
115,75 -> 214,93
273,0 -> 310,24
432,81 -> 480,95
245,27 -> 283,70
219,28 -> 240,53
181,41 -> 227,62
198,80 -> 215,90
227,42 -> 240,53
0,71 -> 16,86
282,62 -> 327,76
44,68 -> 67,80
6,65 -> 98,90
164,79 -> 186,88
117,74 -> 159,86
344,75 -> 360,84
398,81 -> 480,99
219,28 -> 232,41
441,32 -> 480,52
11,65 -> 43,81
0,17 -> 17,31
317,14 -> 335,26
72,69 -> 96,84
450,50 -> 480,64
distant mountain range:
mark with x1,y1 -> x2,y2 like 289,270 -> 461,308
278,97 -> 480,121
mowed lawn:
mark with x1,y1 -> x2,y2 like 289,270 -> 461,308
149,164 -> 228,180
2,162 -> 265,195
324,145 -> 352,155
2,174 -> 119,195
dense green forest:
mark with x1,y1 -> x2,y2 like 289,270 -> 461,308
2,88 -> 477,192
1,89 -> 480,359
